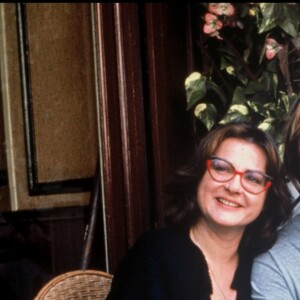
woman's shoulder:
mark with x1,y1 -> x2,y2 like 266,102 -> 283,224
134,226 -> 191,251
108,227 -> 211,299
278,214 -> 300,239
275,215 -> 300,252
114,226 -> 201,276
254,214 -> 300,265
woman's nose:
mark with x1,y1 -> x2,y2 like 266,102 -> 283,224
225,174 -> 244,193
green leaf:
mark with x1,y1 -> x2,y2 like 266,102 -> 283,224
287,93 -> 298,110
220,104 -> 250,124
258,3 -> 300,37
279,19 -> 298,38
278,4 -> 300,37
257,118 -> 285,151
234,70 -> 249,85
279,92 -> 298,113
220,49 -> 236,69
185,72 -> 207,110
220,56 -> 233,72
264,103 -> 279,118
244,81 -> 266,95
248,101 -> 266,117
252,93 -> 272,106
206,81 -> 228,108
277,45 -> 291,88
258,117 -> 277,133
194,103 -> 217,130
266,60 -> 278,73
259,39 -> 267,65
232,87 -> 247,105
258,3 -> 277,33
244,72 -> 276,97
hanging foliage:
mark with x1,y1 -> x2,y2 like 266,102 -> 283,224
185,3 -> 300,151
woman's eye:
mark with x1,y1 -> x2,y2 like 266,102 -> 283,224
245,173 -> 263,185
213,162 -> 232,173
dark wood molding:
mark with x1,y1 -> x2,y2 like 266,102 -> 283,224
114,3 -> 150,244
94,3 -> 150,273
94,3 -> 126,273
144,3 -> 194,227
94,3 -> 194,273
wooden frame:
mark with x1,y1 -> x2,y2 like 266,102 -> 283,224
16,3 -> 93,195
94,3 -> 194,272
94,3 -> 150,272
0,3 -> 97,210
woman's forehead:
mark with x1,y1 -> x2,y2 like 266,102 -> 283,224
214,138 -> 267,171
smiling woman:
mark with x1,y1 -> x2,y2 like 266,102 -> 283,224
106,121 -> 291,300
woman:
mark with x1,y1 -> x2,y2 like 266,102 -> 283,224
107,122 -> 291,300
251,100 -> 300,299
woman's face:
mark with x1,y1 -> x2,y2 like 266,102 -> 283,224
197,137 -> 269,230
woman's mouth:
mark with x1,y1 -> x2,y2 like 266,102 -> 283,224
216,197 -> 240,208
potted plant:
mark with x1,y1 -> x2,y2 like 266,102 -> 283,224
185,3 -> 300,153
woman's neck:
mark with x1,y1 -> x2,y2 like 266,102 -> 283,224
190,218 -> 243,263
190,219 -> 242,300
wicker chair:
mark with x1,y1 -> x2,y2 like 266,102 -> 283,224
34,269 -> 113,300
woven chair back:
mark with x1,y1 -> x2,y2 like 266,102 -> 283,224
34,269 -> 113,300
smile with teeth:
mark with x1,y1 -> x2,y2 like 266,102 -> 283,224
216,197 -> 240,207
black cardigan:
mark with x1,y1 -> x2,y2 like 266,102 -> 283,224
106,227 -> 252,299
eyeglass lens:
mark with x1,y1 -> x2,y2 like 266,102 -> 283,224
208,157 -> 271,194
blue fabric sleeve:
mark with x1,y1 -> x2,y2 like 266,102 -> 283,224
251,253 -> 294,300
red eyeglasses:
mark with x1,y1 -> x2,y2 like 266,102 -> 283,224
206,156 -> 272,194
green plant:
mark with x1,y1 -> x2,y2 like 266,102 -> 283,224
185,3 -> 300,152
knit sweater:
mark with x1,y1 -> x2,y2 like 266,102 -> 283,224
107,226 -> 252,299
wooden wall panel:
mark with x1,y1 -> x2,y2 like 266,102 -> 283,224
0,3 -> 195,275
0,89 -> 10,211
26,4 -> 97,182
0,3 -> 97,210
94,3 -> 150,273
94,3 -> 195,272
144,3 -> 194,227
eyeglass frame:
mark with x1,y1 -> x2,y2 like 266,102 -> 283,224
206,155 -> 272,194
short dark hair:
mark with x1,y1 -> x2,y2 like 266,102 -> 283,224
284,99 -> 300,188
165,122 -> 291,256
